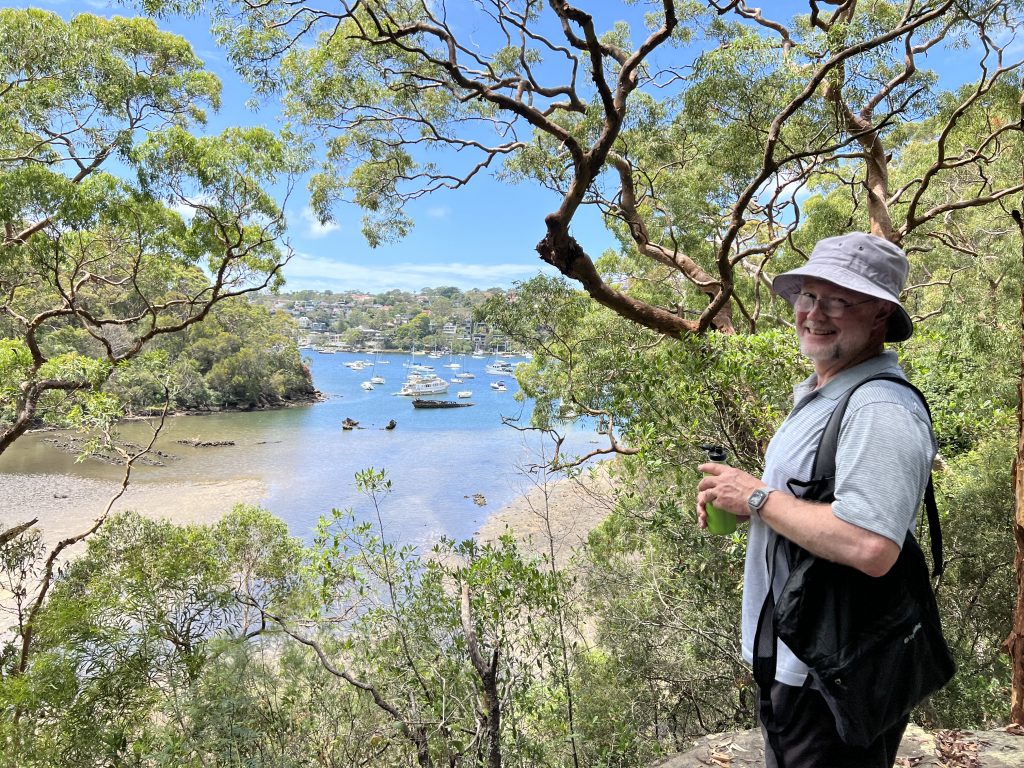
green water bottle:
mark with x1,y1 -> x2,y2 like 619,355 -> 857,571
700,445 -> 736,535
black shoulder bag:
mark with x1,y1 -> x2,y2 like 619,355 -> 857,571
752,374 -> 956,749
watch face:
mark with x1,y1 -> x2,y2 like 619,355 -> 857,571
749,489 -> 768,510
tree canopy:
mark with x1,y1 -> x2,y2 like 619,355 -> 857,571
125,0 -> 1024,730
144,0 -> 1023,337
3,4 -> 1024,764
0,9 -> 302,454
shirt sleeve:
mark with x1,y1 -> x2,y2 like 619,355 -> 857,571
830,400 -> 935,546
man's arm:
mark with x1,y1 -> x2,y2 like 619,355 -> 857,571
697,464 -> 899,577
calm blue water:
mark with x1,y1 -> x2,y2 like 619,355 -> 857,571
1,352 -> 601,547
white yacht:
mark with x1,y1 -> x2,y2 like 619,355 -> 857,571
396,374 -> 450,396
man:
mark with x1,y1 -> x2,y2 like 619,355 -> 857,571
697,232 -> 937,768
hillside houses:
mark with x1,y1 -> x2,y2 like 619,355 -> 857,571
258,288 -> 513,353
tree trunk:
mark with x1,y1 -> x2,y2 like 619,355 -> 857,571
1006,207 -> 1024,725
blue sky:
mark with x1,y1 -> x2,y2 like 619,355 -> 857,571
8,0 -> 623,294
8,2 -> 996,294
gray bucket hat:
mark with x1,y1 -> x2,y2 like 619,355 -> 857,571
772,232 -> 914,342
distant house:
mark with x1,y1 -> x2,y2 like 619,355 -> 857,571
296,317 -> 311,329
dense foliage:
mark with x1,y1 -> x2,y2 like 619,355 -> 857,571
0,9 -> 306,452
2,1 -> 1023,766
108,298 -> 316,413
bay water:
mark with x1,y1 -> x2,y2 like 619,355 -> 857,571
0,352 -> 600,548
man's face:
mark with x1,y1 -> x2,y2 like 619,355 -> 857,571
795,277 -> 887,368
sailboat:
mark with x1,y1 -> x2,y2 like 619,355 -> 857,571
369,350 -> 385,384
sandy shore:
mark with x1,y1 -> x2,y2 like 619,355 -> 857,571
1,460 -> 613,570
1,473 -> 267,552
474,462 -> 615,568
0,463 -> 614,640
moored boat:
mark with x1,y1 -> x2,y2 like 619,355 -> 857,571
396,374 -> 450,396
485,361 -> 516,375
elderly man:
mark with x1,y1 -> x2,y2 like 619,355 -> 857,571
697,232 -> 937,768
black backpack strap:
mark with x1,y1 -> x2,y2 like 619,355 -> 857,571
811,374 -> 943,577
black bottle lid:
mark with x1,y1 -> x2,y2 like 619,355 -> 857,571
700,444 -> 727,462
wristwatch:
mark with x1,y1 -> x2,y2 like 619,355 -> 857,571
748,487 -> 774,517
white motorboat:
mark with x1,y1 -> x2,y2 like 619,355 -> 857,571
396,374 -> 450,396
457,390 -> 472,398
485,361 -> 516,375
490,381 -> 507,391
361,381 -> 374,391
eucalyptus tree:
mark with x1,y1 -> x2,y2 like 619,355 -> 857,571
139,1 -> 1023,332
0,11 -> 304,733
142,0 -> 1024,726
0,506 -> 312,767
0,9 -> 300,458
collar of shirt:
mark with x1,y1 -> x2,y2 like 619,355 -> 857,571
791,350 -> 901,411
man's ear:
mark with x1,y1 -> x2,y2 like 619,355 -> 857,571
873,302 -> 896,331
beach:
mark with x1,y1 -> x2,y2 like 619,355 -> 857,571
0,473 -> 268,552
2,461 -> 614,566
474,463 -> 615,568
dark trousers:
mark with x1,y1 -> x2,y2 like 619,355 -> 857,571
759,682 -> 909,768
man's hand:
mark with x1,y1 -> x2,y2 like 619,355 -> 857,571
698,463 -> 902,577
696,462 -> 759,528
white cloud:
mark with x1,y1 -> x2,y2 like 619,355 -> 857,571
299,207 -> 341,239
425,205 -> 451,219
169,201 -> 197,221
168,194 -> 218,221
282,253 -> 548,293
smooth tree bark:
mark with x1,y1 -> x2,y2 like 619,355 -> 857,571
1008,206 -> 1024,725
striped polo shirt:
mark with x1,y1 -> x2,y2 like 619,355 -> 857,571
740,351 -> 937,686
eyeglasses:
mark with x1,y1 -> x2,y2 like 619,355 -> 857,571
792,291 -> 876,318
